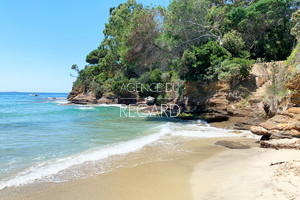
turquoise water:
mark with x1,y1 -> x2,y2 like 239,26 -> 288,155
0,92 -> 255,189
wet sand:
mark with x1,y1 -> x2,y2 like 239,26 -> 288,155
2,137 -> 300,200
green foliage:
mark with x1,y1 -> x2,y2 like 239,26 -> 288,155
163,0 -> 226,54
286,43 -> 300,67
291,9 -> 300,41
70,0 -> 299,101
216,58 -> 254,80
86,47 -> 108,65
86,50 -> 100,65
264,63 -> 289,115
222,30 -> 248,58
180,41 -> 232,81
156,94 -> 167,105
226,0 -> 297,61
285,43 -> 300,80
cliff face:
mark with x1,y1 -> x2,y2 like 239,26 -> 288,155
67,86 -> 99,104
175,79 -> 265,129
175,62 -> 285,129
68,62 -> 291,132
250,73 -> 300,149
287,74 -> 300,105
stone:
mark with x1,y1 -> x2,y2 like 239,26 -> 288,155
261,138 -> 300,150
250,126 -> 269,136
215,140 -> 251,149
145,96 -> 155,105
250,106 -> 300,148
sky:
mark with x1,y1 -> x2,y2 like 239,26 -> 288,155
0,0 -> 169,93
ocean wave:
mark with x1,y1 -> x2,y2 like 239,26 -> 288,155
0,127 -> 166,189
0,121 -> 258,190
96,104 -> 126,108
75,106 -> 95,110
46,97 -> 69,105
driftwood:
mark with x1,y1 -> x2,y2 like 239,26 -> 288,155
270,161 -> 285,166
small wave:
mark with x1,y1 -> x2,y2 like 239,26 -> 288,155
0,121 -> 258,190
96,104 -> 126,108
0,128 -> 167,189
46,97 -> 69,105
151,122 -> 259,139
76,106 -> 94,110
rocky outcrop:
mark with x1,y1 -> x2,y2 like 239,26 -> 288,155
286,74 -> 300,105
68,86 -> 99,104
260,138 -> 300,150
174,62 -> 283,128
250,73 -> 300,149
250,107 -> 300,139
97,95 -> 118,104
174,78 -> 268,128
67,61 -> 286,130
68,86 -> 84,101
69,92 -> 98,104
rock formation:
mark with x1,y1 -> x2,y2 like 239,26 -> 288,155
250,107 -> 300,139
286,74 -> 300,105
250,73 -> 300,149
175,62 -> 286,129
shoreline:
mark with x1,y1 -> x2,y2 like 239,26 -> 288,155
0,137 -> 261,200
2,136 -> 300,199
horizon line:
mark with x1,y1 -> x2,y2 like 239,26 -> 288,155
0,91 -> 69,94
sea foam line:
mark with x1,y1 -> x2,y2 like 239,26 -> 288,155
0,124 -> 171,190
0,122 -> 257,190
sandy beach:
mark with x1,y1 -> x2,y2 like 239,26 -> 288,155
1,137 -> 300,200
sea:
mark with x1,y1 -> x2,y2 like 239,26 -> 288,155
0,92 -> 257,189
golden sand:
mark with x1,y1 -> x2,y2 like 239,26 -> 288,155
2,137 -> 300,200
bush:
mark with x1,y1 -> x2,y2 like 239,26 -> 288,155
264,62 -> 289,116
223,30 -> 249,58
216,58 -> 254,81
180,41 -> 232,81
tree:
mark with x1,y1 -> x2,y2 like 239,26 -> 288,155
226,0 -> 298,60
179,41 -> 232,81
164,0 -> 226,55
120,8 -> 165,77
291,9 -> 300,41
222,30 -> 248,58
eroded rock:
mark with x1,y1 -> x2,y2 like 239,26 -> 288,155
286,74 -> 300,105
251,107 -> 300,142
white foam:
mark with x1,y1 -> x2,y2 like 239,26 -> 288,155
47,97 -> 69,105
0,121 -> 258,190
76,106 -> 94,110
97,104 -> 127,108
153,122 -> 259,139
0,128 -> 167,189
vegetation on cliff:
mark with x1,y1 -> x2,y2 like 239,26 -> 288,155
263,8 -> 300,116
70,0 -> 299,100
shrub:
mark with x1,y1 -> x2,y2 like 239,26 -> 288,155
180,41 -> 232,81
223,30 -> 249,58
216,58 -> 254,81
264,62 -> 289,116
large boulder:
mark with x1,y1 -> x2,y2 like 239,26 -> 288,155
250,107 -> 300,139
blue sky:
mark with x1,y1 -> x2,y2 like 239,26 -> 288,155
0,0 -> 168,93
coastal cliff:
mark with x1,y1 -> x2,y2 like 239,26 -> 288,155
68,61 -> 287,131
250,74 -> 300,149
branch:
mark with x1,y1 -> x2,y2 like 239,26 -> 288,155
177,34 -> 218,46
